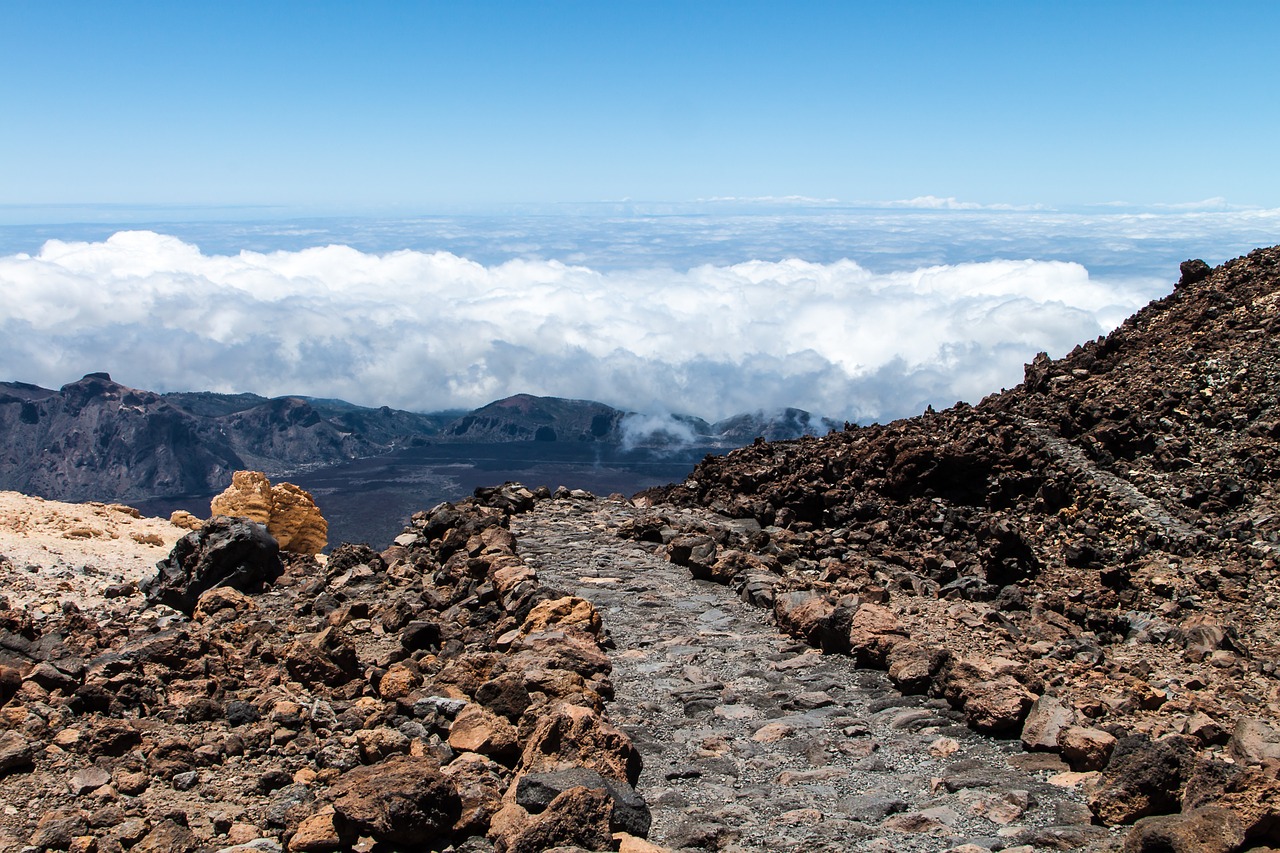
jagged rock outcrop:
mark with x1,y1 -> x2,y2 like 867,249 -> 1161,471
0,485 -> 645,853
211,470 -> 329,554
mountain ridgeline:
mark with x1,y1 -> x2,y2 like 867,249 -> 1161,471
0,378 -> 836,503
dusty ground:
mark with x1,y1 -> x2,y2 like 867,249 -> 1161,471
0,491 -> 186,615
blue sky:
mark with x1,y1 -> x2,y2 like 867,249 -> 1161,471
5,1 -> 1280,210
3,2 -> 1279,422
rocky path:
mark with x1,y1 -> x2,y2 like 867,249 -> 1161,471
512,496 -> 1112,853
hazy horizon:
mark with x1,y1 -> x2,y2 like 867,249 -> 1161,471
4,203 -> 1276,424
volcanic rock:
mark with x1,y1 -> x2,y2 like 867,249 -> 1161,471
141,515 -> 282,614
211,470 -> 328,554
329,755 -> 461,846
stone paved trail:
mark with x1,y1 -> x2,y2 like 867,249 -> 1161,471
512,496 -> 1114,853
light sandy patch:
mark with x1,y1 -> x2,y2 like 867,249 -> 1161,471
0,490 -> 187,615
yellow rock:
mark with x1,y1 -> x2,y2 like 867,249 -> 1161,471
520,596 -> 602,635
169,510 -> 203,530
209,471 -> 328,554
211,471 -> 273,525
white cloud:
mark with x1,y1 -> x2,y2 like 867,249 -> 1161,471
0,230 -> 1172,423
879,195 -> 1046,211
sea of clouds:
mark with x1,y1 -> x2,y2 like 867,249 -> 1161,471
1,206 -> 1276,423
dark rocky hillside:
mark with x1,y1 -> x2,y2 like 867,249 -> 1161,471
0,379 -> 835,505
0,380 -> 448,503
437,394 -> 838,448
0,373 -> 244,502
438,394 -> 626,443
632,246 -> 1280,847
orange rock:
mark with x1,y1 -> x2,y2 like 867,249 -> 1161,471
209,470 -> 328,554
520,596 -> 601,636
268,481 -> 328,554
447,703 -> 519,763
211,471 -> 273,525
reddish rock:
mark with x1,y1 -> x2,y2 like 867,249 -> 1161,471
0,730 -> 33,774
330,755 -> 461,847
447,703 -> 519,764
1123,807 -> 1243,853
1228,718 -> 1280,766
1021,695 -> 1076,752
886,641 -> 945,695
772,590 -> 834,647
290,808 -> 346,852
1059,725 -> 1117,772
520,703 -> 642,784
847,603 -> 907,666
667,534 -> 717,577
494,785 -> 613,853
442,752 -> 510,834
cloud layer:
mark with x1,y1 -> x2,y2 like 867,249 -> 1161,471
2,230 -> 1164,422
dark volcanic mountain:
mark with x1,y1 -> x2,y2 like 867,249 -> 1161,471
436,394 -> 839,447
0,376 -> 444,502
438,393 -> 625,443
0,373 -> 243,502
0,378 -> 834,504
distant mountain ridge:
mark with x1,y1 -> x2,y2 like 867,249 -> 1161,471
0,375 -> 836,502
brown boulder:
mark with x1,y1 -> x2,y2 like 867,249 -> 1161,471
886,641 -> 945,695
330,755 -> 461,846
1059,725 -> 1117,772
268,481 -> 329,555
1089,735 -> 1199,825
192,586 -> 257,622
355,727 -> 411,764
447,703 -> 519,763
30,809 -> 88,850
493,785 -> 613,853
1021,695 -> 1076,752
667,534 -> 717,577
1123,807 -> 1244,853
708,549 -> 775,585
284,631 -> 359,688
142,516 -> 282,615
131,819 -> 196,853
963,678 -> 1035,734
772,590 -> 835,647
847,603 -> 907,666
936,658 -> 1034,735
442,751 -> 510,835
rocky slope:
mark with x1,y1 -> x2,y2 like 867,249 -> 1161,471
630,247 -> 1280,849
0,485 -> 658,853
